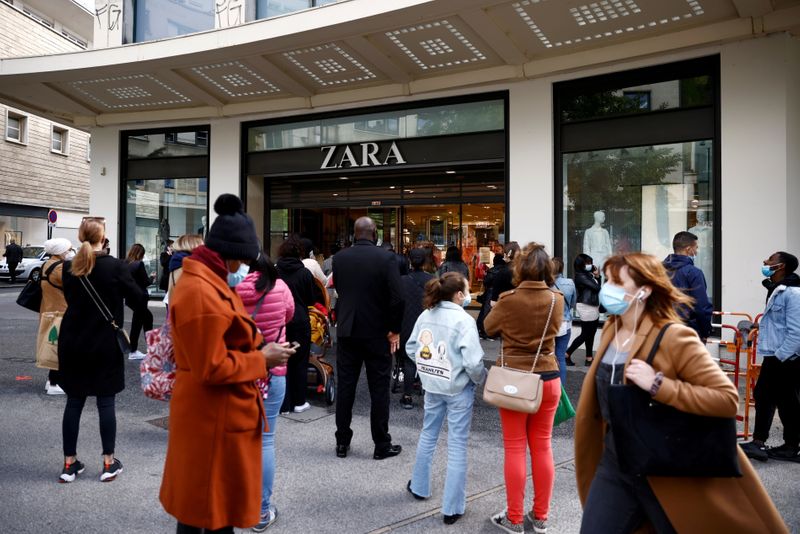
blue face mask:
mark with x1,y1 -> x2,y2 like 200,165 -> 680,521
227,263 -> 249,287
599,283 -> 635,315
761,265 -> 775,278
462,293 -> 472,308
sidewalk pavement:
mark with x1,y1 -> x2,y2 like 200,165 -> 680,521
0,290 -> 797,533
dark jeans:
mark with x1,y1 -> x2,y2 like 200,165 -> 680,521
129,307 -> 154,349
476,299 -> 492,337
281,321 -> 311,412
176,522 -> 233,534
398,348 -> 417,396
48,369 -> 61,386
581,452 -> 676,534
62,395 -> 116,456
8,261 -> 19,283
335,336 -> 392,448
567,319 -> 600,360
753,355 -> 800,446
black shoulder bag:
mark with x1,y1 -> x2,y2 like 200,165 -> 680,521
607,323 -> 742,478
16,260 -> 63,312
79,276 -> 132,357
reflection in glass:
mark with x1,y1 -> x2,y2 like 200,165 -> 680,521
248,100 -> 504,151
127,131 -> 209,159
256,0 -> 310,18
134,0 -> 214,42
125,178 -> 208,290
560,76 -> 711,122
562,141 -> 713,295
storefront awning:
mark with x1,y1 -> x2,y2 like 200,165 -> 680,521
1,0 -> 798,128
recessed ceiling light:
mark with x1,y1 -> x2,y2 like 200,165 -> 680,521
332,193 -> 339,196
487,185 -> 498,189
339,176 -> 348,180
446,170 -> 456,174
389,185 -> 396,189
404,189 -> 414,194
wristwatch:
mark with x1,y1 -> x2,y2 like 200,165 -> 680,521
650,371 -> 664,397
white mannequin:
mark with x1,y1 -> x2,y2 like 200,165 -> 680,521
583,210 -> 612,270
688,210 -> 713,292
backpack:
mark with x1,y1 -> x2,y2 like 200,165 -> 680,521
140,313 -> 176,401
16,260 -> 63,312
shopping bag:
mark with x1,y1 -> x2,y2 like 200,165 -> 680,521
36,311 -> 62,370
553,384 -> 575,426
140,319 -> 176,401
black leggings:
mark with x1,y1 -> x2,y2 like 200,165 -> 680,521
62,395 -> 116,457
281,321 -> 311,412
176,523 -> 233,534
48,369 -> 61,386
567,319 -> 600,359
130,307 -> 154,349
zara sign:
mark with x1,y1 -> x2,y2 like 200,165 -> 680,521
320,141 -> 406,169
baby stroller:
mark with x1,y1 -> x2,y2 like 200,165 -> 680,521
307,278 -> 335,405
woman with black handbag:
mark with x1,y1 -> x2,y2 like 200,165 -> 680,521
574,252 -> 787,533
58,218 -> 144,483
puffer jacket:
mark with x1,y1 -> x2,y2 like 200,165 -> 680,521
236,273 -> 294,380
574,271 -> 600,307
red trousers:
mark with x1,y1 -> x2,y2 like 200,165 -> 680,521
498,378 -> 561,524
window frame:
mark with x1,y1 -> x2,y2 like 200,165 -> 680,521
5,109 -> 28,145
51,125 -> 69,155
553,55 -> 721,311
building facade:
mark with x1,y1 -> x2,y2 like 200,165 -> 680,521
1,0 -> 798,316
0,0 -> 93,254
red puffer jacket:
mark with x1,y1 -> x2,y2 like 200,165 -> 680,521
236,273 -> 294,382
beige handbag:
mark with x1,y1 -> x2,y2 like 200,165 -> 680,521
36,311 -> 63,370
483,293 -> 555,413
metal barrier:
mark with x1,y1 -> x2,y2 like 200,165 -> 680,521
741,313 -> 763,440
708,311 -> 752,390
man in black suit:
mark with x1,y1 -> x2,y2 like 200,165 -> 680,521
3,241 -> 23,283
332,217 -> 404,460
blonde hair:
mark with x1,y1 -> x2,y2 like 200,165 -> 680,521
71,219 -> 105,277
173,234 -> 204,253
603,253 -> 693,325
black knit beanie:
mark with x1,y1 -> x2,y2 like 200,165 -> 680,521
205,194 -> 260,260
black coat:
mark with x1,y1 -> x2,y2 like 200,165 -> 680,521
400,270 -> 435,349
59,254 -> 144,397
332,239 -> 403,339
127,260 -> 152,304
491,264 -> 514,302
574,271 -> 600,306
276,256 -> 318,327
3,243 -> 23,264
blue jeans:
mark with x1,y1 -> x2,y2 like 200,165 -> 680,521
261,376 -> 286,515
410,382 -> 475,516
555,330 -> 571,384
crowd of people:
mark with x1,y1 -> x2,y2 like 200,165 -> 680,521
17,193 -> 799,533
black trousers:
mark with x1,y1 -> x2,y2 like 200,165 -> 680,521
281,321 -> 311,412
581,452 -> 676,534
398,348 -> 417,396
48,369 -> 61,386
335,336 -> 392,448
176,522 -> 233,534
753,356 -> 800,446
62,395 -> 116,456
567,319 -> 600,359
476,299 -> 492,337
8,261 -> 19,283
129,307 -> 154,349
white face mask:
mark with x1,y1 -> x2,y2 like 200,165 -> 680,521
65,250 -> 76,261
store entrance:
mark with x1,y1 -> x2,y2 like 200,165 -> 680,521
261,164 -> 506,288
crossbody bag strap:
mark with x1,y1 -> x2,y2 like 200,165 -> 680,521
644,323 -> 673,366
43,260 -> 64,289
79,276 -> 118,329
530,292 -> 556,372
250,288 -> 271,320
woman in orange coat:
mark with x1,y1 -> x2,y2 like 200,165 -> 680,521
574,253 -> 787,533
160,195 -> 295,534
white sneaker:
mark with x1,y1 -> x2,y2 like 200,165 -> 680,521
47,384 -> 65,395
128,350 -> 146,360
527,511 -> 547,533
293,402 -> 311,413
45,380 -> 51,393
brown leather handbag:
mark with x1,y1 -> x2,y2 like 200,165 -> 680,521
483,292 -> 555,413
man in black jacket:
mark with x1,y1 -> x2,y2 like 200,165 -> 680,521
663,231 -> 713,340
398,248 -> 434,408
332,217 -> 404,459
3,240 -> 23,283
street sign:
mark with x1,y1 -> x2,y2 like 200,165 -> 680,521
47,209 -> 58,224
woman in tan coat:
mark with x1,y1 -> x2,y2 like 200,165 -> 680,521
575,252 -> 787,533
160,195 -> 294,533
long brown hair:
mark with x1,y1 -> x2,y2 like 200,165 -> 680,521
602,253 -> 693,325
71,218 -> 105,277
513,242 -> 554,287
423,272 -> 466,309
125,243 -> 145,263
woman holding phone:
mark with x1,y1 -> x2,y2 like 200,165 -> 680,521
236,253 -> 295,531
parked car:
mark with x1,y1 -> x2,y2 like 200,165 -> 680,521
0,246 -> 48,282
